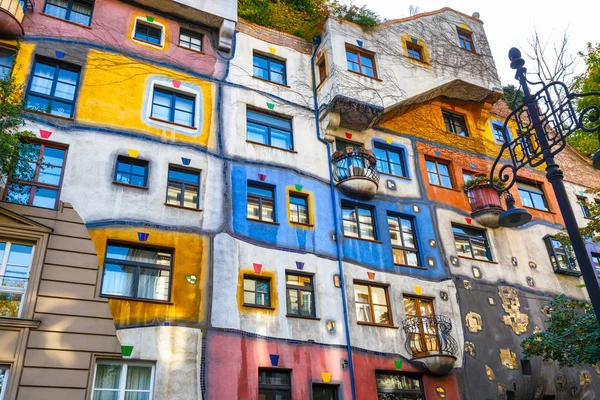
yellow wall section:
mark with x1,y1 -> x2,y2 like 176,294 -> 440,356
237,269 -> 278,315
88,227 -> 209,327
77,50 -> 214,146
286,186 -> 315,228
9,42 -> 35,94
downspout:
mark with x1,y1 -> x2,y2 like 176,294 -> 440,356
310,35 -> 357,400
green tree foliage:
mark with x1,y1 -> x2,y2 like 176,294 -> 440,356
328,0 -> 381,29
521,294 -> 600,367
501,84 -> 524,110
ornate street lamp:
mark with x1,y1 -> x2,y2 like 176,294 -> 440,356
490,47 -> 600,326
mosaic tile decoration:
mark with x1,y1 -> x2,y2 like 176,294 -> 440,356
435,386 -> 446,398
485,365 -> 495,380
499,348 -> 518,369
464,341 -> 475,357
472,266 -> 481,278
465,312 -> 482,333
439,291 -> 448,301
498,286 -> 529,335
580,371 -> 591,387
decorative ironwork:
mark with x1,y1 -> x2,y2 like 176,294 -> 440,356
331,148 -> 380,198
401,315 -> 458,358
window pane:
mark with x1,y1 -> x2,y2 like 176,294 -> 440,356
45,3 -> 69,20
373,305 -> 390,325
531,193 -> 547,210
175,95 -> 194,113
0,292 -> 22,317
6,183 -> 31,205
392,248 -> 407,265
38,165 -> 62,185
247,122 -> 269,145
124,393 -> 149,400
153,90 -> 171,107
248,185 -> 273,199
174,110 -> 193,126
343,219 -> 359,237
370,286 -> 387,305
376,373 -> 422,390
42,147 -> 66,166
346,51 -> 358,63
125,366 -> 152,390
247,198 -> 260,219
168,168 -> 199,184
270,128 -> 292,150
101,264 -> 136,297
32,187 -> 58,209
183,185 -> 198,208
360,55 -> 373,67
247,111 -> 292,131
30,75 -> 54,95
138,268 -> 170,300
518,189 -> 533,208
300,290 -> 313,315
354,284 -> 369,302
94,364 -> 122,389
261,200 -> 274,222
356,303 -> 372,323
454,237 -> 471,258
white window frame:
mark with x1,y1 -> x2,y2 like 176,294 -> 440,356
131,17 -> 166,49
0,366 -> 9,400
91,360 -> 155,400
0,240 -> 35,318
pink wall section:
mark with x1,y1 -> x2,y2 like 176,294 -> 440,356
206,331 -> 461,399
21,0 -> 227,79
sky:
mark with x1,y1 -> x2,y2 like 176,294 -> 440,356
344,0 -> 600,86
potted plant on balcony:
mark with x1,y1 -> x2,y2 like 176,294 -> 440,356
463,175 -> 506,227
462,175 -> 506,192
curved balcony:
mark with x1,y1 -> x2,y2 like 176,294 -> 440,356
402,315 -> 458,375
331,148 -> 380,199
466,184 -> 504,228
0,0 -> 27,36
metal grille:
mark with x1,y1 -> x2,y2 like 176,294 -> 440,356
401,315 -> 458,358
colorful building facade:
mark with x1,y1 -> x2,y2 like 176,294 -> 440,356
0,2 -> 599,399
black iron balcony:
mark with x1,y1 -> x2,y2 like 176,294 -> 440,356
401,315 -> 458,375
465,182 -> 504,228
331,148 -> 380,199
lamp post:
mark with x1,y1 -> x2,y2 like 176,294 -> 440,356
490,47 -> 600,327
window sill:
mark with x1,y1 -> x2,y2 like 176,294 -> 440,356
394,263 -> 427,270
0,199 -> 59,211
40,13 -> 92,29
290,221 -> 314,228
100,294 -> 173,305
347,70 -> 383,82
0,316 -> 41,329
523,205 -> 554,214
113,181 -> 148,190
132,37 -> 164,49
164,202 -> 203,212
252,75 -> 291,88
27,109 -> 75,121
177,45 -> 205,55
357,321 -> 399,329
286,314 -> 320,321
457,255 -> 497,264
460,48 -> 480,56
429,184 -> 461,192
246,140 -> 297,154
343,236 -> 383,244
247,218 -> 280,226
149,116 -> 196,130
406,56 -> 431,66
243,304 -> 275,310
553,269 -> 582,277
378,171 -> 411,181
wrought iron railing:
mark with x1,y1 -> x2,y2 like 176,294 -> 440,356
0,275 -> 27,318
331,148 -> 380,186
401,315 -> 458,358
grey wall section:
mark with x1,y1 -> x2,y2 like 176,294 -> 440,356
455,278 -> 599,399
0,202 -> 121,400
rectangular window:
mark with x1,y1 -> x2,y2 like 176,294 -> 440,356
374,144 -> 406,177
0,241 -> 34,318
403,296 -> 440,356
335,139 -> 362,151
376,372 -> 425,399
114,156 -> 148,188
452,224 -> 492,261
457,29 -> 475,52
591,252 -> 600,275
426,159 -> 452,188
92,361 -> 154,400
26,59 -> 80,118
258,369 -> 291,400
577,196 -> 591,218
544,236 -> 580,275
0,367 -> 9,400
312,384 -> 338,400
354,283 -> 392,326
518,182 -> 548,211
44,0 -> 93,26
317,57 -> 327,84
346,46 -> 377,78
166,166 -> 200,209
286,273 -> 315,317
253,53 -> 287,85
247,182 -> 275,222
134,21 -> 162,45
406,42 -> 423,61
246,109 -> 293,151
442,110 -> 469,137
0,47 -> 15,79
5,142 -> 67,209
151,87 -> 196,127
388,214 -> 419,267
342,203 -> 376,240
492,123 -> 506,143
289,193 -> 309,224
463,171 -> 475,185
101,243 -> 172,301
179,29 -> 203,52
244,275 -> 271,307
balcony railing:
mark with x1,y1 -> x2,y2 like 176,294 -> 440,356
0,0 -> 28,36
0,275 -> 27,318
466,183 -> 504,227
331,148 -> 380,199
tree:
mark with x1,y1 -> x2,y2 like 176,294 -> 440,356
329,1 -> 381,28
521,294 -> 600,367
501,84 -> 524,110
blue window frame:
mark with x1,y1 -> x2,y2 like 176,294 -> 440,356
247,181 -> 275,222
25,59 -> 80,118
44,0 -> 94,26
134,21 -> 162,45
246,109 -> 293,151
253,53 -> 286,85
517,181 -> 548,211
406,42 -> 423,61
374,144 -> 406,177
114,156 -> 148,188
492,123 -> 506,143
151,88 -> 195,127
0,48 -> 15,79
166,166 -> 200,209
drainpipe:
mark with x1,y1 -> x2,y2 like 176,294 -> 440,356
310,35 -> 357,400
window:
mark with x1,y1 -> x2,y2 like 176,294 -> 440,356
244,275 -> 271,307
346,46 -> 377,78
247,109 -> 293,151
403,296 -> 440,356
289,193 -> 309,224
517,182 -> 548,211
406,42 -> 423,61
151,87 -> 195,127
452,224 -> 492,261
442,110 -> 469,137
101,244 -> 172,301
44,0 -> 93,26
577,196 -> 591,218
166,166 -> 200,209
0,241 -> 34,318
258,369 -> 291,400
544,236 -> 579,275
253,53 -> 286,85
247,182 -> 275,222
492,123 -> 506,143
92,361 -> 154,400
5,142 -> 67,209
114,156 -> 148,188
342,203 -> 376,240
134,21 -> 162,45
0,367 -> 8,400
0,48 -> 15,79
26,59 -> 80,118
374,144 -> 406,177
354,283 -> 392,326
463,171 -> 475,185
376,373 -> 424,399
388,214 -> 419,267
286,273 -> 314,317
317,57 -> 327,84
179,29 -> 202,52
335,139 -> 362,151
313,384 -> 338,400
426,159 -> 452,188
591,252 -> 600,274
457,29 -> 475,52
